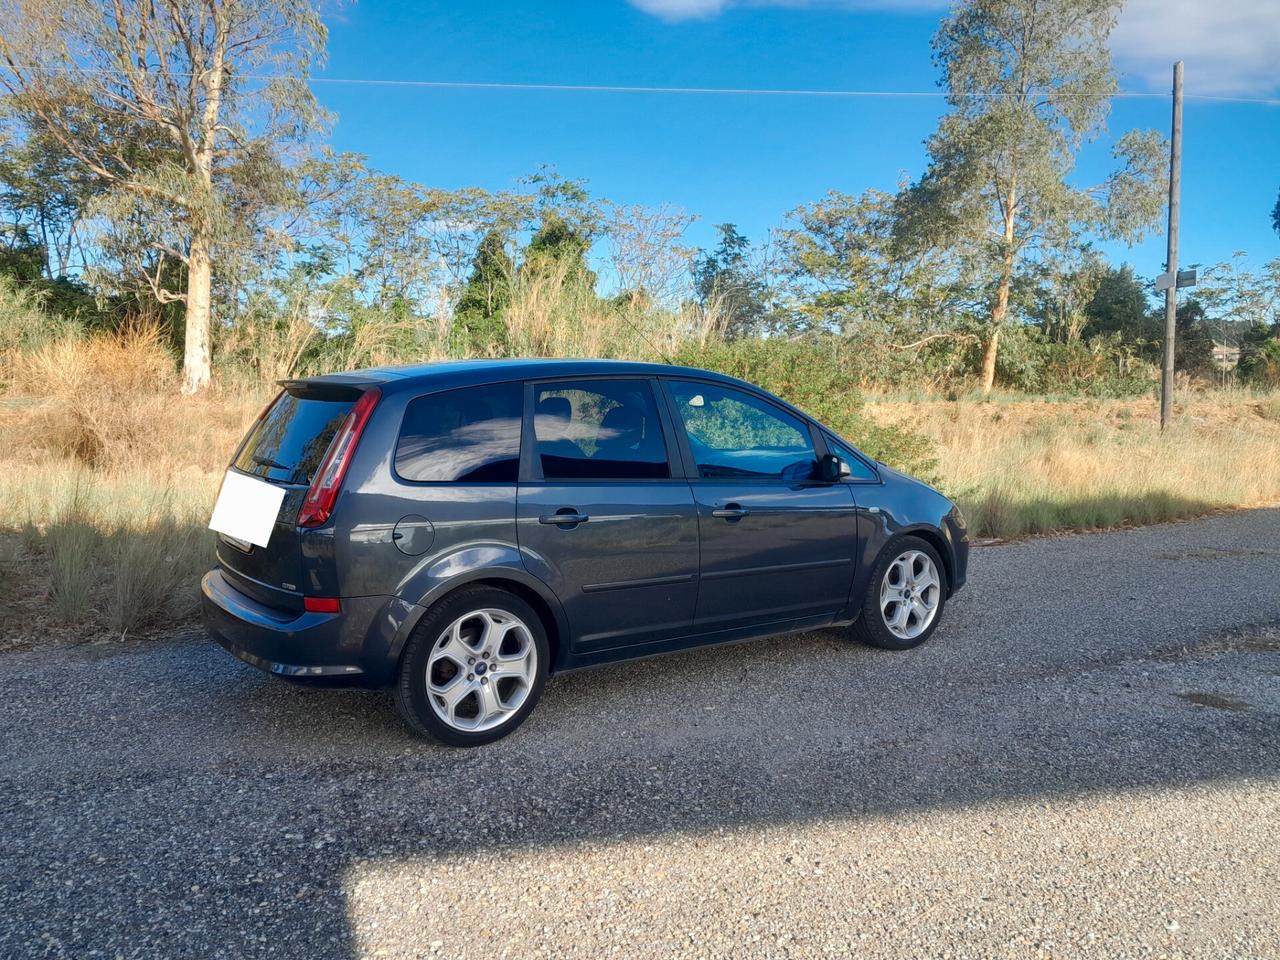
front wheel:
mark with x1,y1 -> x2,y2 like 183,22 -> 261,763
851,537 -> 948,651
393,586 -> 549,746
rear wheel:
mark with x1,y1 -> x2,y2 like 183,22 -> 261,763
851,537 -> 947,651
394,586 -> 549,746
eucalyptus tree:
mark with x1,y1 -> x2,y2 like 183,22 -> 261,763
778,188 -> 973,338
894,0 -> 1165,392
0,0 -> 327,393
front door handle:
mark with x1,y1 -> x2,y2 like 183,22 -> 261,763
711,503 -> 749,520
539,510 -> 590,527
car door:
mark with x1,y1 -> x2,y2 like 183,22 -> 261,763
516,377 -> 699,652
660,377 -> 859,632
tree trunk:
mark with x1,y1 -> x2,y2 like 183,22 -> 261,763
980,326 -> 1001,393
983,179 -> 1019,395
181,231 -> 213,395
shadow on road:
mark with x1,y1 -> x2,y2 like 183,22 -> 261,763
3,508 -> 1280,957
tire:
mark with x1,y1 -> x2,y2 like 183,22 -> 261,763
393,586 -> 549,747
851,536 -> 948,651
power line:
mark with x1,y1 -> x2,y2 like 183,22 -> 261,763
47,66 -> 1280,105
289,75 -> 1280,105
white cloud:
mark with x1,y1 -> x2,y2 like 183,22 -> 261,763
628,0 -> 934,22
1111,0 -> 1280,95
629,0 -> 731,17
629,0 -> 1280,96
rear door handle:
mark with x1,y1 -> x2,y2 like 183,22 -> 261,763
711,504 -> 749,520
539,511 -> 590,527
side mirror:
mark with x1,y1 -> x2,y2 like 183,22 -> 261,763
819,453 -> 850,483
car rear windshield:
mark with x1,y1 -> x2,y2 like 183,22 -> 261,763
233,390 -> 354,486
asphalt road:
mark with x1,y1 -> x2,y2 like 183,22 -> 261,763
2,509 -> 1279,959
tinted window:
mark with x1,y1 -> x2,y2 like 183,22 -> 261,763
234,391 -> 353,486
396,383 -> 522,482
825,436 -> 879,481
534,380 -> 669,480
667,380 -> 816,480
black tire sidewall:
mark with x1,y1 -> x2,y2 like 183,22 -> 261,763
857,536 -> 948,651
394,586 -> 550,747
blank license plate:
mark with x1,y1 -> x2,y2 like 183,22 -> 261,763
208,471 -> 287,548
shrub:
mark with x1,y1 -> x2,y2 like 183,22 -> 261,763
674,337 -> 938,482
0,278 -> 83,389
996,325 -> 1152,397
45,485 -> 101,624
15,324 -> 178,468
106,506 -> 207,636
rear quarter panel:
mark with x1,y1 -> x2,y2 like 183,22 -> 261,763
325,387 -> 569,670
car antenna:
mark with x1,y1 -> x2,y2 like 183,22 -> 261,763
617,308 -> 677,365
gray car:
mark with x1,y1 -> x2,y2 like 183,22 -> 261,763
201,359 -> 968,746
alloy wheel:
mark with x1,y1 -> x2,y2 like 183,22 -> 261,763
426,608 -> 538,733
879,549 -> 941,641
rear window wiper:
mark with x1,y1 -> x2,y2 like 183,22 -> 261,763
251,455 -> 292,472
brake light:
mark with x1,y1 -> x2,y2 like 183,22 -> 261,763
297,386 -> 381,528
303,596 -> 341,614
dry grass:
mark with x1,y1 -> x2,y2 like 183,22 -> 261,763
2,330 -> 1279,646
12,325 -> 181,468
0,333 -> 264,646
866,394 -> 1280,538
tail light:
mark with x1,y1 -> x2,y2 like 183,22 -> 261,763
297,386 -> 381,528
303,596 -> 341,614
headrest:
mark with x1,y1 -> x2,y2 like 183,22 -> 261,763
536,396 -> 572,422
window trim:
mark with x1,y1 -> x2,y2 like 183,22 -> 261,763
521,375 -> 683,484
817,432 -> 882,485
390,381 -> 525,486
658,376 -> 829,485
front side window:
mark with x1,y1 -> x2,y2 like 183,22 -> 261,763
534,379 -> 669,480
396,382 -> 523,482
824,436 -> 879,481
667,380 -> 817,480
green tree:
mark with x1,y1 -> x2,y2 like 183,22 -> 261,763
1272,189 -> 1279,239
693,223 -> 771,340
523,213 -> 596,289
1238,320 -> 1280,387
1083,264 -> 1156,343
0,0 -> 327,393
894,0 -> 1166,393
453,230 -> 514,355
1170,298 -> 1216,380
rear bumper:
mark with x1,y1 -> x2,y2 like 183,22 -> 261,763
201,568 -> 414,687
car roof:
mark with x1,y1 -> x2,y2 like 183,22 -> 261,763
294,357 -> 751,393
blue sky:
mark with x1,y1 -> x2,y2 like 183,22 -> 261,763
317,0 -> 1280,281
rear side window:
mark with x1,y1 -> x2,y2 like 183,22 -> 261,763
234,391 -> 354,486
396,383 -> 523,482
534,379 -> 669,480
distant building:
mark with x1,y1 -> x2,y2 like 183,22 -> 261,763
1212,341 -> 1241,370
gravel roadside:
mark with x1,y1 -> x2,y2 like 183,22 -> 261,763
2,508 -> 1279,959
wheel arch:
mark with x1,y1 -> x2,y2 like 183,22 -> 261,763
893,524 -> 956,597
390,568 -> 569,674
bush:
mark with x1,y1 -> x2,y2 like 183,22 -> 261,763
15,325 -> 178,468
996,325 -> 1152,397
1240,332 -> 1280,389
674,337 -> 938,482
0,278 -> 83,389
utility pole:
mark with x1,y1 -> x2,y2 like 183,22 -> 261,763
1160,61 -> 1183,430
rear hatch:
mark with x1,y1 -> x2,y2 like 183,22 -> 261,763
215,382 -> 362,612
